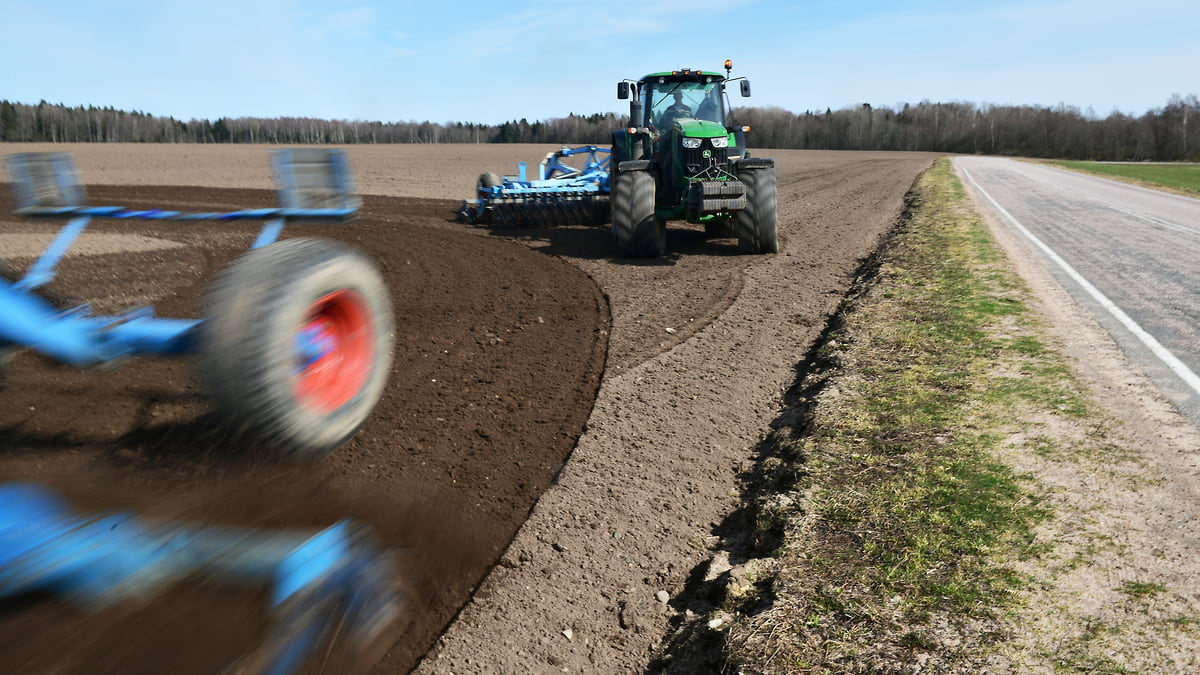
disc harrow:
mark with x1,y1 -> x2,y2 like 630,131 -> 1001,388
458,145 -> 611,227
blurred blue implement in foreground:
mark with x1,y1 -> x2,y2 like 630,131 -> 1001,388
0,148 -> 358,366
0,149 -> 394,458
0,482 -> 399,674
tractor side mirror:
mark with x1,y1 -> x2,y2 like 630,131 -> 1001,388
740,79 -> 751,97
618,82 -> 630,100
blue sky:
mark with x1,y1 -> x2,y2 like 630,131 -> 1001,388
3,0 -> 1197,124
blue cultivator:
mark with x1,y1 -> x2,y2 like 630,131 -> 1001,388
0,149 -> 394,458
457,145 -> 612,227
0,482 -> 399,674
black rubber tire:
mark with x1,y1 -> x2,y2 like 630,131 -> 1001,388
477,172 -> 501,197
612,170 -> 665,257
735,167 -> 779,254
199,238 -> 394,458
608,146 -> 619,187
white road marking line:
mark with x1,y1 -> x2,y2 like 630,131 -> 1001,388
1104,202 -> 1200,238
956,158 -> 1200,398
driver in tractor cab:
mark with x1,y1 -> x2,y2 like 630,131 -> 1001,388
661,91 -> 692,127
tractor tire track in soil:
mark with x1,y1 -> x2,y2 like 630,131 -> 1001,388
415,150 -> 937,673
0,145 -> 935,673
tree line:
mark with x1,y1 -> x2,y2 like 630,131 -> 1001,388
2,95 -> 1196,161
0,101 -> 623,146
735,95 -> 1198,162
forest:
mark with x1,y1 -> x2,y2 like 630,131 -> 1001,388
1,94 -> 1196,162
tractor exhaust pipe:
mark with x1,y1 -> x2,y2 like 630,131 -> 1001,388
618,80 -> 644,129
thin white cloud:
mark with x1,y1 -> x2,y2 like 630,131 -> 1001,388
4,0 -> 1195,123
328,6 -> 373,30
448,0 -> 755,63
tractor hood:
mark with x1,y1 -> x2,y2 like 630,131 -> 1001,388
675,119 -> 729,138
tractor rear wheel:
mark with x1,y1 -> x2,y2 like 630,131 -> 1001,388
612,170 -> 665,257
736,167 -> 778,254
199,238 -> 394,458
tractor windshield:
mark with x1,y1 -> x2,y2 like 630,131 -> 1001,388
644,80 -> 724,128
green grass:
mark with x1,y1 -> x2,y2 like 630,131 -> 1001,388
723,158 -> 1101,672
1050,160 -> 1200,194
1119,581 -> 1168,600
710,157 -> 1199,674
1043,620 -> 1136,675
788,161 -> 1063,619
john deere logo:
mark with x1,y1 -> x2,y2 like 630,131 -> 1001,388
702,149 -> 712,158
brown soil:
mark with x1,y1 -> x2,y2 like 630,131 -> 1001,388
0,143 -> 936,673
0,183 -> 607,673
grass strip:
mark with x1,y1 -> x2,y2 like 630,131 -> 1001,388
722,158 -> 1094,672
1048,160 -> 1200,195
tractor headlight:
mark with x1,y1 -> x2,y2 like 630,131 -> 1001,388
681,137 -> 702,149
710,136 -> 729,148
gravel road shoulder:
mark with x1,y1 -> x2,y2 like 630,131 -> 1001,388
956,160 -> 1200,672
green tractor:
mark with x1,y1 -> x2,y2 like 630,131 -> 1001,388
610,60 -> 778,257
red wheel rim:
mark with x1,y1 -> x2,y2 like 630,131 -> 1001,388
293,290 -> 374,414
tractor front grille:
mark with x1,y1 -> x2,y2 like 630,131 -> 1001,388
681,139 -> 728,178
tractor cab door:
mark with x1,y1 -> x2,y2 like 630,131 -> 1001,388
695,87 -> 724,124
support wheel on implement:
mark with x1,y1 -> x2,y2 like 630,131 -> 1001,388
199,238 -> 394,458
477,172 -> 501,197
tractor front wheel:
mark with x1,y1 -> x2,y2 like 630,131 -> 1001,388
735,167 -> 779,254
612,170 -> 665,257
199,238 -> 394,458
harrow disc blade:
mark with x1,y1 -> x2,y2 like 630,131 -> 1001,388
470,195 -> 610,229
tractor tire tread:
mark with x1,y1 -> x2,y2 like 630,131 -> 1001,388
736,167 -> 779,254
199,238 -> 394,458
612,170 -> 665,257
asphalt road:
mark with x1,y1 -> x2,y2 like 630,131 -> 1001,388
956,156 -> 1200,427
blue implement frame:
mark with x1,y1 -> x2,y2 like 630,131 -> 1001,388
0,149 -> 360,368
458,145 -> 612,224
0,482 -> 398,674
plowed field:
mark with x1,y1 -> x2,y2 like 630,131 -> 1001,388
0,144 -> 934,673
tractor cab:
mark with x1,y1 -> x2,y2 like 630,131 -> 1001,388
619,61 -> 751,131
641,74 -> 727,128
616,63 -> 754,182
